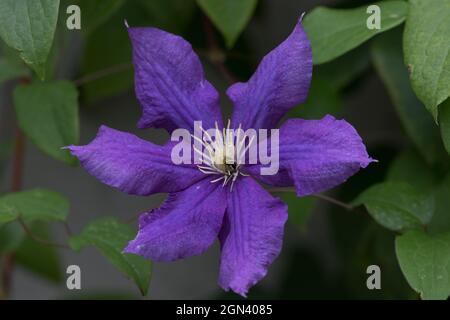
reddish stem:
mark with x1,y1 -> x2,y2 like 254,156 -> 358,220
10,127 -> 25,192
1,77 -> 29,299
202,16 -> 237,85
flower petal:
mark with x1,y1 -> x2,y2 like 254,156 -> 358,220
68,126 -> 204,196
124,179 -> 227,261
218,177 -> 288,297
247,115 -> 374,196
129,27 -> 223,132
228,17 -> 312,130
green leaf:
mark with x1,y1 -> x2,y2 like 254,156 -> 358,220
396,230 -> 450,300
387,149 -> 439,192
404,0 -> 450,121
371,28 -> 444,164
197,0 -> 257,48
70,218 -> 152,295
429,174 -> 450,234
0,0 -> 60,79
75,0 -> 125,34
139,0 -> 196,34
0,208 -> 19,225
14,81 -> 79,165
0,222 -> 25,254
303,1 -> 408,65
15,222 -> 63,283
353,182 -> 434,232
0,189 -> 69,222
438,99 -> 450,155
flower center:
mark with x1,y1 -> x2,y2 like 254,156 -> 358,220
193,120 -> 252,191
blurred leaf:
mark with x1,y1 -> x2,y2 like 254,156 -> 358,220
276,193 -> 315,231
289,76 -> 341,120
387,149 -> 439,191
396,230 -> 450,300
0,0 -> 60,79
14,81 -> 79,165
15,222 -> 63,283
0,58 -> 28,85
353,182 -> 434,232
0,222 -> 25,254
197,0 -> 257,48
404,0 -> 450,121
0,189 -> 69,222
303,1 -> 408,64
70,217 -> 152,295
316,45 -> 370,91
343,223 -> 414,299
438,99 -> 450,155
75,0 -> 125,34
81,0 -> 195,103
139,0 -> 196,34
0,208 -> 18,226
429,174 -> 450,234
372,28 -> 444,164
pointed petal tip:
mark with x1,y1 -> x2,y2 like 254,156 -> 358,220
299,11 -> 306,22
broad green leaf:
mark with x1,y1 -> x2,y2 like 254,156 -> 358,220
372,28 -> 444,164
438,99 -> 450,155
0,189 -> 69,222
0,222 -> 25,254
75,0 -> 125,34
0,58 -> 28,85
14,81 -> 79,165
396,230 -> 450,300
0,0 -> 60,79
276,193 -> 315,231
387,149 -> 439,191
197,0 -> 257,48
15,222 -> 63,283
0,208 -> 18,225
70,218 -> 152,295
303,1 -> 408,64
353,182 -> 434,232
404,0 -> 450,121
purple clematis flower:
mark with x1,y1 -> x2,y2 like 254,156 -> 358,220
68,17 -> 373,296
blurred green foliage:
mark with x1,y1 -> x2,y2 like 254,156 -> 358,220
0,0 -> 449,300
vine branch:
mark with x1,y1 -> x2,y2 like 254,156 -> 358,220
73,62 -> 132,87
268,187 -> 354,211
202,16 -> 237,85
17,218 -> 70,250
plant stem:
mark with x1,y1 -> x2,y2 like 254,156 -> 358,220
0,77 -> 30,299
202,16 -> 237,85
312,193 -> 354,211
10,127 -> 25,193
17,218 -> 70,250
73,62 -> 132,87
1,125 -> 26,298
269,187 -> 354,211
